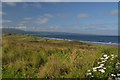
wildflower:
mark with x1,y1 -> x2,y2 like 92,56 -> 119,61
105,57 -> 109,60
117,74 -> 120,76
111,74 -> 114,76
113,75 -> 116,77
112,57 -> 114,59
98,62 -> 102,64
88,70 -> 90,72
91,75 -> 94,77
100,64 -> 104,66
102,61 -> 106,63
116,62 -> 120,65
93,67 -> 97,70
98,65 -> 103,68
103,67 -> 106,69
111,54 -> 114,57
111,58 -> 113,60
108,77 -> 112,80
99,69 -> 105,73
104,54 -> 107,57
93,69 -> 97,72
101,58 -> 104,59
116,65 -> 119,69
97,66 -> 101,68
87,73 -> 92,76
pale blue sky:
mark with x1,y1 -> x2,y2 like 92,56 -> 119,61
2,2 -> 118,35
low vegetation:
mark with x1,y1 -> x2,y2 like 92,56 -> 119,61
2,34 -> 119,79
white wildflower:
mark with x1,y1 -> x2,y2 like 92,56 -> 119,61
98,65 -> 103,68
100,64 -> 104,66
117,74 -> 120,76
111,58 -> 113,60
93,69 -> 97,72
88,73 -> 92,75
103,67 -> 106,69
116,62 -> 120,65
88,70 -> 90,72
105,57 -> 109,60
114,75 -> 116,77
108,77 -> 112,80
99,69 -> 105,73
104,54 -> 107,57
102,61 -> 106,63
101,58 -> 104,59
91,75 -> 94,77
111,74 -> 114,76
112,57 -> 114,59
98,62 -> 102,64
93,67 -> 97,70
111,54 -> 114,57
97,66 -> 100,68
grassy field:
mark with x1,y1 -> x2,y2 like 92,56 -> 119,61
2,33 -> 120,79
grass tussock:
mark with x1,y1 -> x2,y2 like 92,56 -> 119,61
2,34 -> 119,78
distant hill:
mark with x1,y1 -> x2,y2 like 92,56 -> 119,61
2,28 -> 26,34
2,28 -> 75,35
2,28 -> 108,36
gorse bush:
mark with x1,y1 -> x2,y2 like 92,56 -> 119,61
2,34 -> 119,79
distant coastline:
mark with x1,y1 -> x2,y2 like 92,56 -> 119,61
32,35 -> 118,46
2,28 -> 118,46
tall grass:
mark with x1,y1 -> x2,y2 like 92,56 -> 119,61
2,34 -> 119,78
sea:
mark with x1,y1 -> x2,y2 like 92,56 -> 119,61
31,34 -> 119,46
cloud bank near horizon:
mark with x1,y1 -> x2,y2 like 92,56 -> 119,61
1,0 -> 119,2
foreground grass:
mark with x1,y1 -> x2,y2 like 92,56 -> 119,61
2,33 -> 119,79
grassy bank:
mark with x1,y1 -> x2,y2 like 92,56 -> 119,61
2,34 -> 120,79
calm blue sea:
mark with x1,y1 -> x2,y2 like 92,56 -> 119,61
33,34 -> 119,45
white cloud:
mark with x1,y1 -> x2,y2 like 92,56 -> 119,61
77,14 -> 89,18
5,2 -> 16,6
22,3 -> 41,8
24,17 -> 32,20
3,26 -> 26,30
44,14 -> 53,18
35,17 -> 48,24
0,11 -> 6,15
104,10 -> 118,16
17,20 -> 29,26
91,22 -> 104,26
2,20 -> 12,23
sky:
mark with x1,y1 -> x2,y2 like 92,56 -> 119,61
2,2 -> 118,35
1,0 -> 120,2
